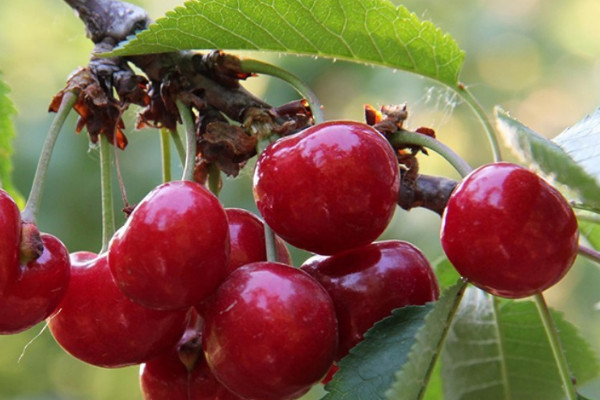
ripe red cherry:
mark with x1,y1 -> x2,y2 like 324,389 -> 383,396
253,121 -> 399,255
48,252 -> 188,367
225,208 -> 291,274
109,181 -> 229,310
0,233 -> 70,334
301,240 -> 439,359
202,262 -> 338,400
441,162 -> 579,298
140,314 -> 243,400
0,190 -> 22,294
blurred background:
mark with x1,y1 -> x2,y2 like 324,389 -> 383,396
0,0 -> 599,398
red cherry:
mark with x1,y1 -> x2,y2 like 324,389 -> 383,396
301,240 -> 439,359
203,262 -> 338,400
0,190 -> 22,294
140,314 -> 243,400
109,181 -> 230,310
48,252 -> 188,367
441,162 -> 579,298
225,208 -> 291,274
0,233 -> 70,334
253,121 -> 399,255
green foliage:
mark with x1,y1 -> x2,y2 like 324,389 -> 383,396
579,220 -> 600,250
108,0 -> 465,85
0,76 -> 24,207
441,288 -> 599,400
323,283 -> 466,400
495,106 -> 600,208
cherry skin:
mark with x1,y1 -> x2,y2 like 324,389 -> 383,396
140,313 -> 243,400
0,189 -> 22,294
301,240 -> 439,359
109,180 -> 230,310
253,121 -> 400,255
225,208 -> 291,274
441,162 -> 579,298
202,262 -> 338,400
48,252 -> 188,367
0,233 -> 70,334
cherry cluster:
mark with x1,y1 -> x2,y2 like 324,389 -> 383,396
0,117 -> 579,400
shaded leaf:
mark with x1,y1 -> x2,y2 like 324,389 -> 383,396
323,283 -> 465,400
441,288 -> 599,400
108,0 -> 465,86
0,77 -> 24,207
495,106 -> 600,208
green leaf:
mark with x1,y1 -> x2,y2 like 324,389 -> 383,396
579,219 -> 600,250
108,0 -> 465,86
433,256 -> 461,289
385,282 -> 466,400
0,76 -> 24,208
495,106 -> 600,208
323,282 -> 465,400
441,288 -> 600,400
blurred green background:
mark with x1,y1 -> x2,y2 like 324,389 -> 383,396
1,0 -> 600,399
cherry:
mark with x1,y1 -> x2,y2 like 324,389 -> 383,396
441,162 -> 579,298
0,190 -> 22,294
301,240 -> 439,359
225,208 -> 291,274
253,121 -> 400,255
109,180 -> 230,310
48,252 -> 188,367
202,261 -> 338,400
140,313 -> 243,400
0,233 -> 70,334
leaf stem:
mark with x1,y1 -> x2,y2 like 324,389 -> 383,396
240,58 -> 325,124
99,134 -> 115,253
175,100 -> 197,182
578,245 -> 600,264
533,293 -> 577,400
456,84 -> 502,162
264,223 -> 278,263
159,128 -> 172,183
389,129 -> 473,178
21,91 -> 77,223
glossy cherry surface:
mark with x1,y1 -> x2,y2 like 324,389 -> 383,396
109,180 -> 230,310
225,208 -> 291,274
253,121 -> 400,255
202,262 -> 338,400
302,240 -> 439,359
0,233 -> 70,334
0,190 -> 22,294
441,162 -> 579,298
48,252 -> 188,367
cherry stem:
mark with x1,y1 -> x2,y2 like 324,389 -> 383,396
578,244 -> 600,264
176,100 -> 197,182
208,163 -> 221,196
264,223 -> 278,263
99,134 -> 115,253
171,128 -> 186,166
456,84 -> 502,162
240,58 -> 325,124
159,128 -> 172,183
533,293 -> 578,400
21,91 -> 78,223
389,129 -> 473,178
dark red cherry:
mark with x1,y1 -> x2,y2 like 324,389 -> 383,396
301,240 -> 439,359
203,262 -> 338,400
441,162 -> 579,298
109,181 -> 229,310
48,252 -> 188,367
0,190 -> 21,294
253,121 -> 399,255
0,233 -> 70,334
225,208 -> 291,274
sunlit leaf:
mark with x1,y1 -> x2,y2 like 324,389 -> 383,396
441,288 -> 599,400
0,76 -> 24,207
495,106 -> 600,208
322,283 -> 465,400
108,0 -> 465,86
579,219 -> 600,250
